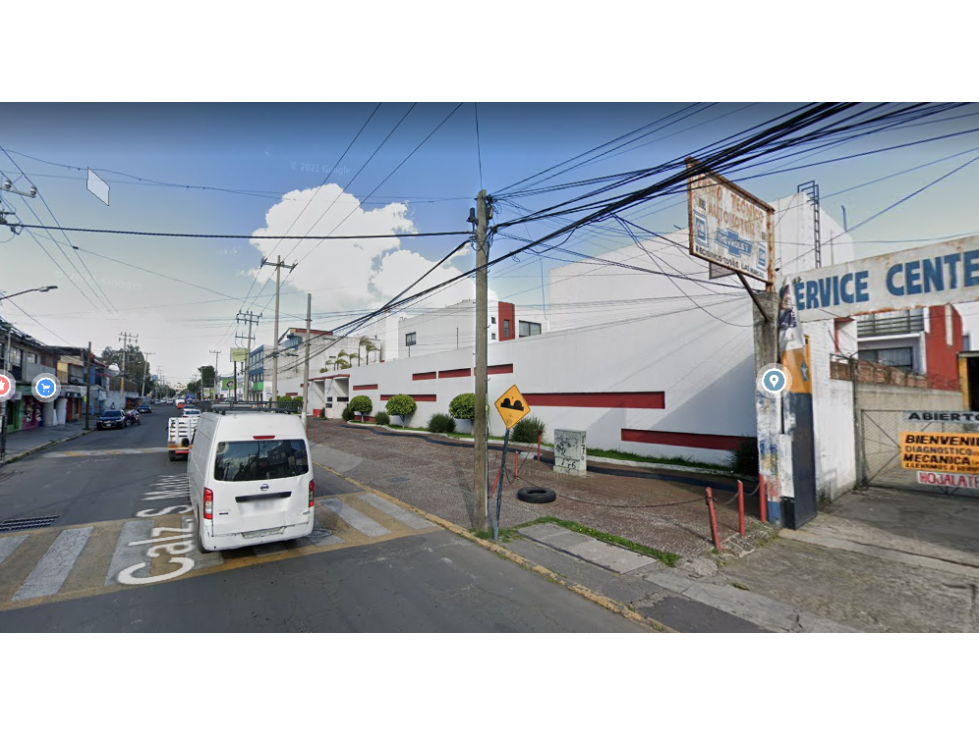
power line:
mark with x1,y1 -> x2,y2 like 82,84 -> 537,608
14,224 -> 470,240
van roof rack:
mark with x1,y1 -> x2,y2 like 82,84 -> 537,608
204,401 -> 300,417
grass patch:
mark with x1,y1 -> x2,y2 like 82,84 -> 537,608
383,425 -> 431,432
472,526 -> 522,543
586,448 -> 730,473
513,515 -> 680,567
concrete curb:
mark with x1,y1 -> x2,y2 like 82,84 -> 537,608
312,460 -> 677,633
2,428 -> 92,467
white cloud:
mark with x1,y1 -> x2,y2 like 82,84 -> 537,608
248,184 -> 488,329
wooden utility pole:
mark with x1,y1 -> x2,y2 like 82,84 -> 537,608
302,294 -> 311,427
473,190 -> 491,532
262,256 -> 296,408
140,352 -> 154,403
84,342 -> 91,430
118,332 -> 137,410
209,350 -> 220,399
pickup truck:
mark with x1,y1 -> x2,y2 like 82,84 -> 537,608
167,414 -> 199,461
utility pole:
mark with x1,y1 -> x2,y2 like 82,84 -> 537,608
473,190 -> 492,533
210,349 -> 220,400
302,293 -> 311,427
140,352 -> 154,403
84,342 -> 91,430
118,332 -> 137,410
261,255 -> 296,408
235,311 -> 261,402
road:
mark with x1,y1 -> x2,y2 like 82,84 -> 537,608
0,406 -> 644,632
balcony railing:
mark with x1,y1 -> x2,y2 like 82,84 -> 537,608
857,313 -> 925,337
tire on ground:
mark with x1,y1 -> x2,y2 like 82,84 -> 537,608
516,487 -> 557,504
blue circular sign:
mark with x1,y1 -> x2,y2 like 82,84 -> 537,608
32,373 -> 62,403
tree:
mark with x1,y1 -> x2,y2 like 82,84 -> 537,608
364,339 -> 379,364
358,336 -> 376,366
449,393 -> 476,421
334,350 -> 352,370
100,344 -> 152,394
385,394 -> 417,427
349,395 -> 372,416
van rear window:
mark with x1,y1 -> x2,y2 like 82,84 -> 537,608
214,440 -> 309,482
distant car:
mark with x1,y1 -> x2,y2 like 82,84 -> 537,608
176,402 -> 186,410
137,404 -> 152,413
97,410 -> 126,430
182,407 -> 201,417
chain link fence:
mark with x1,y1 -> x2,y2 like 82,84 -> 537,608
860,409 -> 979,498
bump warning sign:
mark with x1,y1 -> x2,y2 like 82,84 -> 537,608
901,432 -> 979,475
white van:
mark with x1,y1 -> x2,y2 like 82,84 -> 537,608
188,412 -> 315,552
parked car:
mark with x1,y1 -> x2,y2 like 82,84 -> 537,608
137,404 -> 152,414
182,407 -> 201,417
97,410 -> 127,430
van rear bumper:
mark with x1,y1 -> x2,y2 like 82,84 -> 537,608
201,514 -> 314,552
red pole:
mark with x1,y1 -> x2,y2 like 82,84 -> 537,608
514,449 -> 519,479
758,475 -> 768,523
706,487 -> 723,552
738,480 -> 745,537
537,433 -> 541,462
490,465 -> 502,498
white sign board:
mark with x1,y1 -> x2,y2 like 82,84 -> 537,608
687,158 -> 774,284
789,236 -> 979,323
553,429 -> 586,477
231,347 -> 248,362
917,471 -> 979,490
905,410 -> 979,424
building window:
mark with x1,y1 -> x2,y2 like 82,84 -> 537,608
503,320 -> 510,339
859,347 -> 914,371
26,352 -> 38,364
491,317 -> 496,325
519,321 -> 542,337
406,332 -> 417,346
491,332 -> 496,341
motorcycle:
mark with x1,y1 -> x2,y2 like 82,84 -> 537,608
125,410 -> 140,426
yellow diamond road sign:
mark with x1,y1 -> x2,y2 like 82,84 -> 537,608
495,384 -> 531,430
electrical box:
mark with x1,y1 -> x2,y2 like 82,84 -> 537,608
553,429 -> 586,476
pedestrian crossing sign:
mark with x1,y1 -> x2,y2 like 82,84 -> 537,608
495,384 -> 531,430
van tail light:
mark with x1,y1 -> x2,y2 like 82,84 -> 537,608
309,480 -> 315,507
204,488 -> 213,520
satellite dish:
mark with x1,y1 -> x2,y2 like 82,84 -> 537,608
107,363 -> 121,377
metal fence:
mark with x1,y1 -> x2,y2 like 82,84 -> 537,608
860,409 -> 979,498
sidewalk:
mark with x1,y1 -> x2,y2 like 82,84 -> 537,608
1,422 -> 89,465
310,420 -> 979,632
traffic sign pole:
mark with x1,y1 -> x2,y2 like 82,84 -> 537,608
494,428 -> 510,542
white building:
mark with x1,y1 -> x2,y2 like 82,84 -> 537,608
395,299 -> 549,360
290,191 -> 859,501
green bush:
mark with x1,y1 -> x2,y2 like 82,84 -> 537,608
512,415 -> 546,443
374,411 -> 390,426
385,394 -> 417,426
427,412 -> 456,434
729,437 -> 758,476
348,395 -> 373,415
341,404 -> 354,422
448,393 -> 476,421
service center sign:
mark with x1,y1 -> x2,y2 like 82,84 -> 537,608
789,235 -> 979,323
901,431 -> 979,475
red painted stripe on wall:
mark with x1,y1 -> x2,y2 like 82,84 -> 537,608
524,392 -> 665,409
439,368 -> 471,379
413,371 -> 437,381
377,394 -> 444,402
621,429 -> 743,452
487,364 -> 513,375
353,384 -> 378,391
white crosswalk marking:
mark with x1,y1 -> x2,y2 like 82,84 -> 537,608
13,527 -> 93,601
105,520 -> 154,586
0,535 -> 29,566
322,498 -> 390,538
48,448 -> 168,457
357,494 -> 435,530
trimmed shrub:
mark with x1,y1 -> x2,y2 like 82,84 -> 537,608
348,395 -> 373,415
729,437 -> 758,477
448,393 -> 476,421
512,415 -> 546,443
341,404 -> 354,422
374,411 -> 390,426
427,412 -> 456,434
385,394 -> 417,426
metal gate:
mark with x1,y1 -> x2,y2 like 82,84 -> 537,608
860,409 -> 979,498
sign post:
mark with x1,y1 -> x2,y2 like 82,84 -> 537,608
493,385 -> 531,541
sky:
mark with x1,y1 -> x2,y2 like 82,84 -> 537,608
3,102 -> 979,385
